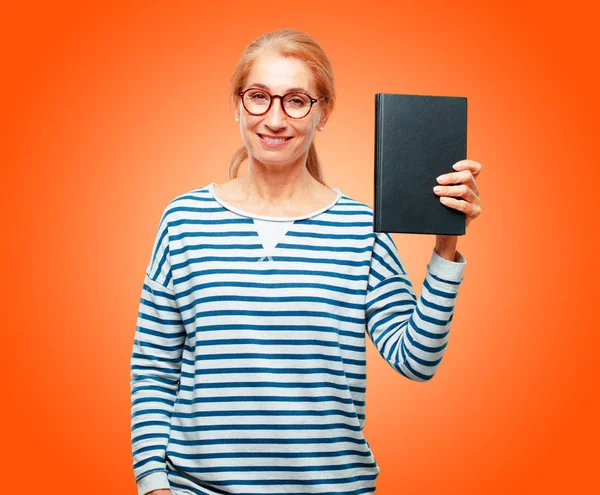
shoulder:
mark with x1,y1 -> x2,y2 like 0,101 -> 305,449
333,191 -> 375,224
157,184 -> 215,225
336,192 -> 373,213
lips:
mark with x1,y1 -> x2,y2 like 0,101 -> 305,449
257,133 -> 293,141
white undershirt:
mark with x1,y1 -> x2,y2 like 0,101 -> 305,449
252,218 -> 294,255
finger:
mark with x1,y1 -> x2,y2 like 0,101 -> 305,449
440,196 -> 482,226
439,196 -> 477,215
433,183 -> 478,204
436,170 -> 471,184
437,169 -> 479,197
453,159 -> 482,179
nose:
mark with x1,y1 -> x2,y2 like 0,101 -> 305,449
266,96 -> 286,129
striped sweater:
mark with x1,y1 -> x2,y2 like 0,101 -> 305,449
130,182 -> 467,495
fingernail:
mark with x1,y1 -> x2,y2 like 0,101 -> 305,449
452,163 -> 461,170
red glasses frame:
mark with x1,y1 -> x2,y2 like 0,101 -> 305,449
237,88 -> 329,119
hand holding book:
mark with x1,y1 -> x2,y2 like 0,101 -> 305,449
433,158 -> 482,229
433,158 -> 483,260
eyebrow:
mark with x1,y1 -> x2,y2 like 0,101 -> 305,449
247,83 -> 310,94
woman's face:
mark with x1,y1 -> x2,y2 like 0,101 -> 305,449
236,52 -> 330,169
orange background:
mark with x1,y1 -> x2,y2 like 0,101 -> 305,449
3,1 -> 598,493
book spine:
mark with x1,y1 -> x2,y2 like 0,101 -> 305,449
374,94 -> 383,232
465,97 -> 468,159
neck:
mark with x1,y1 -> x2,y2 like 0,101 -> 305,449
242,155 -> 317,205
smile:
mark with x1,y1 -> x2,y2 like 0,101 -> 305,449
258,133 -> 293,146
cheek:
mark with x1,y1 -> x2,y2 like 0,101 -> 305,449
240,123 -> 257,145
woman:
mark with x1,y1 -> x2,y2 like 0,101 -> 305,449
130,28 -> 482,495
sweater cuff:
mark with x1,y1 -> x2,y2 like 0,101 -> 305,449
137,470 -> 170,495
427,247 -> 466,283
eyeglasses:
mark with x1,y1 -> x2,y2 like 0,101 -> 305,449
237,87 -> 328,119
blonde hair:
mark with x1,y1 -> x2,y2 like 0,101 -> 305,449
228,28 -> 336,186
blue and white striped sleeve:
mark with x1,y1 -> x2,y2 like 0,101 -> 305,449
130,206 -> 186,495
365,232 -> 466,381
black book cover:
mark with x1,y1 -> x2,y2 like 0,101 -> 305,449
374,93 -> 467,235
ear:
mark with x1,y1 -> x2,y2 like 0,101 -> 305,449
318,116 -> 329,131
318,102 -> 333,129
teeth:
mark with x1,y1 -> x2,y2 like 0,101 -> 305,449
261,135 -> 288,143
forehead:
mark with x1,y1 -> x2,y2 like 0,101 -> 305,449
246,53 -> 316,94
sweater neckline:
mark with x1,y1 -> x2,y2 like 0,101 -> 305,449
208,182 -> 342,222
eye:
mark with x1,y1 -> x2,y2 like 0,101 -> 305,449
285,94 -> 310,107
248,90 -> 269,101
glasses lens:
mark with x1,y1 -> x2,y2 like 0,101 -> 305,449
283,93 -> 311,118
244,89 -> 271,114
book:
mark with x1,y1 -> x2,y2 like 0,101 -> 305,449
374,93 -> 468,235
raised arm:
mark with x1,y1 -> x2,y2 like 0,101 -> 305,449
365,232 -> 466,381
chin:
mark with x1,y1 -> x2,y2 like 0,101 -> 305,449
255,155 -> 296,166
